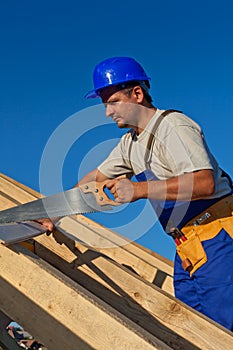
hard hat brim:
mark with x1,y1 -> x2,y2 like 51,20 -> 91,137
84,89 -> 99,99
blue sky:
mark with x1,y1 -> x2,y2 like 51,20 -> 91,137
1,1 -> 233,260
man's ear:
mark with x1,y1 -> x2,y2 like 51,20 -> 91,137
132,86 -> 144,103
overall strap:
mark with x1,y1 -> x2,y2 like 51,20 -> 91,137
144,109 -> 182,165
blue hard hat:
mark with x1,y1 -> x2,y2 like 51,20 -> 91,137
85,56 -> 151,99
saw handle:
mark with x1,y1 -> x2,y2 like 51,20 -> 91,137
79,175 -> 126,206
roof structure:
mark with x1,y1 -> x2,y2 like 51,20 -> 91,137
0,173 -> 232,349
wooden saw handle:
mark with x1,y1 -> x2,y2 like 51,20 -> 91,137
79,175 -> 126,206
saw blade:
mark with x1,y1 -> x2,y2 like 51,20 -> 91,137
0,187 -> 113,224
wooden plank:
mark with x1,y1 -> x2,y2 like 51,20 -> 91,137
0,243 -> 171,350
0,176 -> 40,204
0,173 -> 174,295
35,234 -> 193,349
34,232 -> 233,350
0,222 -> 46,245
0,174 -> 42,200
74,214 -> 173,270
1,169 -> 232,349
75,214 -> 173,270
0,193 -> 18,210
56,216 -> 174,294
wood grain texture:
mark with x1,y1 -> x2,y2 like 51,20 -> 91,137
1,173 -> 233,350
34,232 -> 233,350
0,173 -> 174,294
0,243 -> 171,350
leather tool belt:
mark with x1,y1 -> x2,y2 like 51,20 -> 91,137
176,194 -> 233,276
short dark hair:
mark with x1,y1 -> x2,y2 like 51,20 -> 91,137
99,80 -> 153,103
121,81 -> 153,103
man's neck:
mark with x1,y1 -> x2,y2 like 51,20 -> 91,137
134,105 -> 157,134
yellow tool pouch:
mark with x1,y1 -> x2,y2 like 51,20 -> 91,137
177,194 -> 233,276
176,232 -> 207,275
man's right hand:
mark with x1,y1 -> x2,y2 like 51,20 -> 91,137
34,218 -> 55,232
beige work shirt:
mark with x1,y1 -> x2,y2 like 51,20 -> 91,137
98,109 -> 231,199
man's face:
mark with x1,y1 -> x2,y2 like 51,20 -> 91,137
101,88 -> 139,129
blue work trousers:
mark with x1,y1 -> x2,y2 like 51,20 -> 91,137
174,229 -> 233,331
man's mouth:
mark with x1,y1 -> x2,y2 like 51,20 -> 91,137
113,116 -> 121,123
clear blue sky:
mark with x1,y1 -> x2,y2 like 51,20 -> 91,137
1,0 -> 233,260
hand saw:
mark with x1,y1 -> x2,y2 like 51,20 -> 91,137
0,180 -> 120,224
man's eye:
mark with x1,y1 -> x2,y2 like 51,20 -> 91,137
104,101 -> 118,107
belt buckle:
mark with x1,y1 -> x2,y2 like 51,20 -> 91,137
193,212 -> 211,226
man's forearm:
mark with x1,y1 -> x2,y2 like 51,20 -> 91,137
75,169 -> 110,187
137,169 -> 215,201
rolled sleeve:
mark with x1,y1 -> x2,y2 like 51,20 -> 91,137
160,125 -> 213,176
98,138 -> 133,178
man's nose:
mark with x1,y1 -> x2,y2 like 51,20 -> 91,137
105,104 -> 114,117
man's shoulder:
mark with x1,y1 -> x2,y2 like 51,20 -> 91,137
161,110 -> 201,129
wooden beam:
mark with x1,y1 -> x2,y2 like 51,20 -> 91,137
0,243 -> 172,350
1,171 -> 233,349
0,173 -> 174,295
56,216 -> 174,294
34,232 -> 233,350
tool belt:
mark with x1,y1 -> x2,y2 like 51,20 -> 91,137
174,194 -> 233,276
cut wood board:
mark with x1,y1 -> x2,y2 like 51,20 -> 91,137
0,221 -> 46,245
